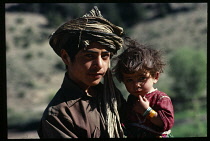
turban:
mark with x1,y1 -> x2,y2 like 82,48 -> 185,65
49,6 -> 124,57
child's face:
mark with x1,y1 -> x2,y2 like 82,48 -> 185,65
122,70 -> 159,97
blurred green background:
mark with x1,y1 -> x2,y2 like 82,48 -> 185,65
6,3 -> 207,138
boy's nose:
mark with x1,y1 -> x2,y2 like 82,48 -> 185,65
93,57 -> 103,69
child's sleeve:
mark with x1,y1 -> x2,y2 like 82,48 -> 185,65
154,95 -> 174,132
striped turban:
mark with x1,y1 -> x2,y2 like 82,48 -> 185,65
49,6 -> 124,56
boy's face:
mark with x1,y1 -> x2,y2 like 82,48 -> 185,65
64,42 -> 111,90
122,70 -> 159,97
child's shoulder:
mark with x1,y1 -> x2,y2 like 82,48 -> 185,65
148,90 -> 171,100
154,90 -> 168,96
153,90 -> 171,101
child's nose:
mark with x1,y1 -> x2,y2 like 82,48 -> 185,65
134,81 -> 141,87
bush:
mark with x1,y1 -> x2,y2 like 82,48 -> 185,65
54,60 -> 65,71
169,47 -> 206,100
24,53 -> 33,59
17,91 -> 25,98
16,17 -> 24,24
8,26 -> 16,33
13,35 -> 30,49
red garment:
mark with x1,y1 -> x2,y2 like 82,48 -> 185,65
125,90 -> 174,137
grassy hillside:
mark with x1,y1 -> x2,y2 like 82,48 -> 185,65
131,4 -> 207,53
6,3 -> 207,138
6,12 -> 65,126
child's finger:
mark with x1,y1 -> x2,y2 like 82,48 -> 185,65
138,95 -> 143,101
139,95 -> 146,103
142,96 -> 147,101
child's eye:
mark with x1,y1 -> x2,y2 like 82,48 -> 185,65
138,77 -> 147,82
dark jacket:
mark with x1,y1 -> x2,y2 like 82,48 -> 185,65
37,73 -> 126,138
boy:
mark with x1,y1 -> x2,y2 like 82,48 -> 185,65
38,6 -> 126,138
112,38 -> 174,138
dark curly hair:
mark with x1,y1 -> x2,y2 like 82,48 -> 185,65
112,37 -> 166,82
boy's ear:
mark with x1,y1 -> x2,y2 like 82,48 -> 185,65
153,72 -> 160,84
61,49 -> 71,65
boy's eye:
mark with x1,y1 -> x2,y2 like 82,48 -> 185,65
102,54 -> 110,60
125,79 -> 133,83
85,54 -> 94,58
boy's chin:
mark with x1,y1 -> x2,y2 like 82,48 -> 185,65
90,80 -> 101,86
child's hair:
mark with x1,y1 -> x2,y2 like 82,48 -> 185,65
112,37 -> 166,82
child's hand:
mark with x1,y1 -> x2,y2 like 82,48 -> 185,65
133,95 -> 150,115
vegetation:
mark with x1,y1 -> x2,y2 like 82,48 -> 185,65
6,3 -> 207,137
169,48 -> 206,100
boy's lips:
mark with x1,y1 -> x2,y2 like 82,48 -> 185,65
88,73 -> 104,79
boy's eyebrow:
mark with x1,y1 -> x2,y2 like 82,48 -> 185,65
83,50 -> 110,54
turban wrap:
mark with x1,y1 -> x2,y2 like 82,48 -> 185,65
49,6 -> 124,56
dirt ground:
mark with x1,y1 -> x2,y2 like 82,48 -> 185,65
8,130 -> 39,139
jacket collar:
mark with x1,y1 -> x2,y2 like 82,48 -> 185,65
61,72 -> 86,107
61,72 -> 103,107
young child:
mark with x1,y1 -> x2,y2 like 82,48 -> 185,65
112,38 -> 174,138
